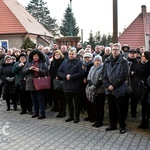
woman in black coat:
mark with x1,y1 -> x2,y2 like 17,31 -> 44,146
0,55 -> 16,110
49,50 -> 65,117
136,51 -> 150,129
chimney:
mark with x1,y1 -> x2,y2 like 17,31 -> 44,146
141,5 -> 146,13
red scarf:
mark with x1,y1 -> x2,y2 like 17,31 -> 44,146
33,61 -> 39,77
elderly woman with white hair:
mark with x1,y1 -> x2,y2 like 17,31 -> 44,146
102,47 -> 112,62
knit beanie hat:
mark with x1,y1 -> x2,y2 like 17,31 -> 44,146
83,53 -> 93,58
94,55 -> 103,62
4,55 -> 12,62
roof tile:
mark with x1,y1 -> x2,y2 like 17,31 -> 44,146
118,6 -> 150,49
0,0 -> 53,37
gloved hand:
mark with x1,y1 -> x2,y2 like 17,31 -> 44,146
9,77 -> 15,82
6,77 -> 11,81
89,85 -> 96,90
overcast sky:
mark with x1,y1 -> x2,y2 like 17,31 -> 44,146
17,0 -> 150,41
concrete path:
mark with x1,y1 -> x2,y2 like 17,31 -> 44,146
0,101 -> 149,150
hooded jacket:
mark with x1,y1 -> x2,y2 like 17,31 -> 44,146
23,50 -> 49,91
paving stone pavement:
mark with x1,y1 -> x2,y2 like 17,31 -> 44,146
0,100 -> 150,150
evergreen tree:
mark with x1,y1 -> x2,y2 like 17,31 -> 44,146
22,36 -> 36,49
100,34 -> 107,46
86,31 -> 96,49
95,31 -> 101,45
60,6 -> 79,36
107,34 -> 113,45
84,31 -> 113,48
26,0 -> 59,36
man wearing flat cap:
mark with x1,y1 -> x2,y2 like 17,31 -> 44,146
126,49 -> 139,118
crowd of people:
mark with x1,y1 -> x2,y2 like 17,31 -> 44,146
0,42 -> 150,134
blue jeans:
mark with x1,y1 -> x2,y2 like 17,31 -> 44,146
30,91 -> 45,116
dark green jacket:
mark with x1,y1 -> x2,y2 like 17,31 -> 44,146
12,61 -> 27,87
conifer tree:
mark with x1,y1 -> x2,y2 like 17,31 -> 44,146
60,6 -> 79,36
22,37 -> 36,49
26,0 -> 59,36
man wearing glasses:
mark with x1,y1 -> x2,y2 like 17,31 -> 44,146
102,43 -> 129,134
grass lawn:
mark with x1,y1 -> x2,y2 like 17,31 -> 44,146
81,100 -> 150,136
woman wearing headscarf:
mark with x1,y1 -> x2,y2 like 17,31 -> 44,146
23,50 -> 49,119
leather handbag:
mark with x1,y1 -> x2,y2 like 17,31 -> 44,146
33,76 -> 51,90
53,79 -> 63,91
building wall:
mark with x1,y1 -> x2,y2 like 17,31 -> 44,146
37,37 -> 53,47
0,34 -> 25,49
0,34 -> 53,49
28,35 -> 38,45
145,35 -> 150,50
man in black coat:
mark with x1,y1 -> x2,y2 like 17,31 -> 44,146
127,49 -> 139,117
102,43 -> 129,134
58,47 -> 85,123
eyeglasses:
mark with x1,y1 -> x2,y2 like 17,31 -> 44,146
6,58 -> 11,61
112,49 -> 119,51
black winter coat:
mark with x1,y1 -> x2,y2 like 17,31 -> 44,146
136,61 -> 150,103
0,62 -> 15,96
136,61 -> 150,86
127,58 -> 139,95
57,58 -> 85,92
49,58 -> 64,79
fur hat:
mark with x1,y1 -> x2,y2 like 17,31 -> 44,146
28,49 -> 46,62
122,44 -> 130,51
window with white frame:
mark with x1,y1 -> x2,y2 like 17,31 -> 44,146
0,40 -> 9,50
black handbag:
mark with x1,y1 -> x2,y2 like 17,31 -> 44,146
138,80 -> 147,102
53,79 -> 63,91
126,75 -> 133,95
126,85 -> 133,95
